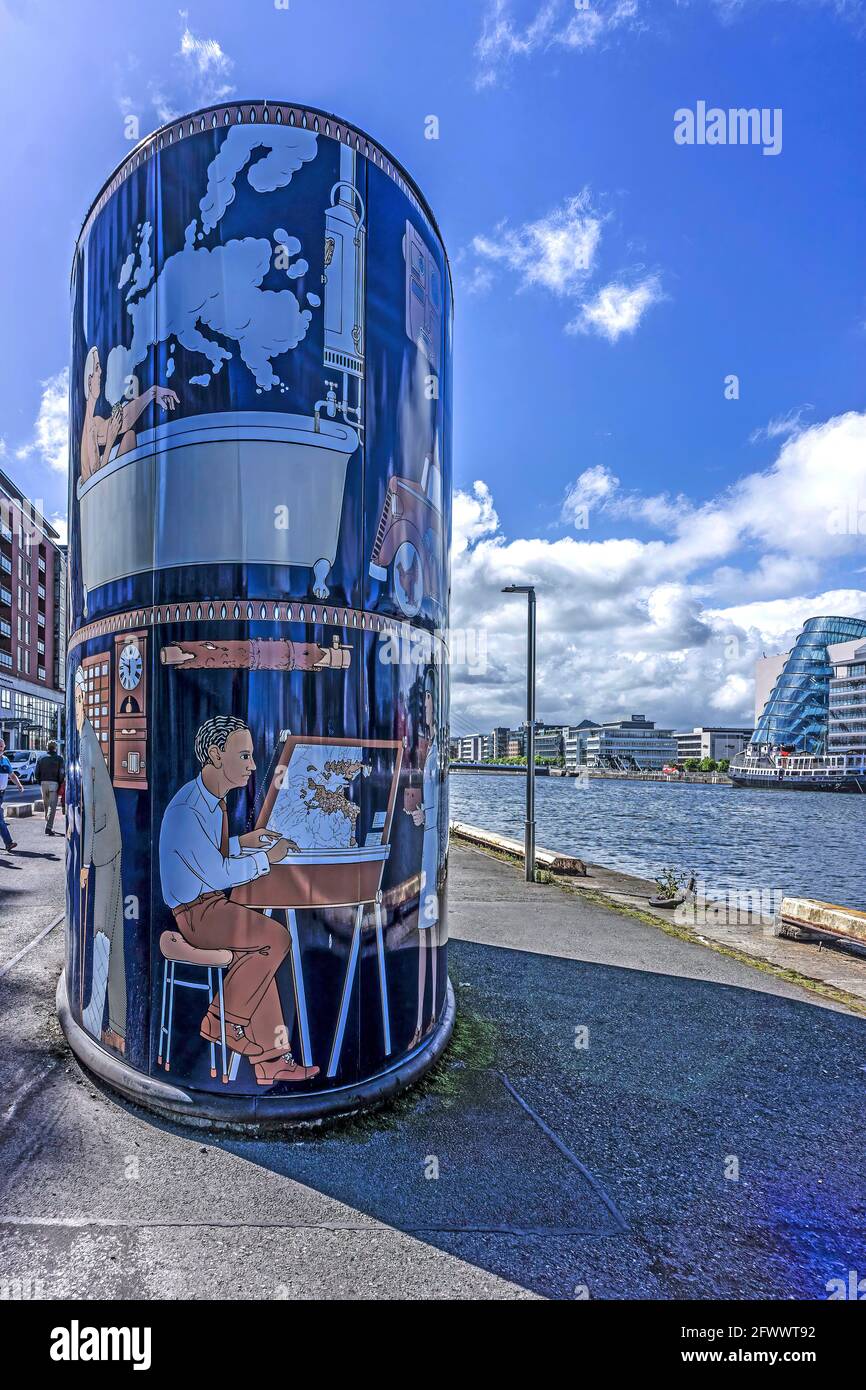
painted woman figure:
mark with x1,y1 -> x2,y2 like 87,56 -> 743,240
79,347 -> 178,483
405,667 -> 441,1048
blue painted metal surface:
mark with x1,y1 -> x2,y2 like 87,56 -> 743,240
61,102 -> 453,1117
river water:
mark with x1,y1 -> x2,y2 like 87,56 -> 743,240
448,773 -> 866,910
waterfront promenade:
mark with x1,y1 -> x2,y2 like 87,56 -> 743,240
450,768 -> 866,910
1,814 -> 865,1299
451,763 -> 732,784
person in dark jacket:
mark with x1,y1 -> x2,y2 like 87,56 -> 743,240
36,741 -> 64,836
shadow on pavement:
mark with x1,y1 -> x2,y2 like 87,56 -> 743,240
3,850 -> 61,862
164,938 -> 866,1296
2,935 -> 865,1299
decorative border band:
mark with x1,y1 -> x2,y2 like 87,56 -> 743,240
67,599 -> 448,656
74,100 -> 448,269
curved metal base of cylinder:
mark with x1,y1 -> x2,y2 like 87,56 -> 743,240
57,971 -> 456,1129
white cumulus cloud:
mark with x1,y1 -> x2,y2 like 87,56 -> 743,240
561,465 -> 620,528
749,403 -> 813,444
472,192 -> 603,297
569,274 -> 664,341
475,0 -> 641,89
15,369 -> 69,474
467,192 -> 663,340
475,0 -> 865,89
178,12 -> 235,103
450,408 -> 866,732
132,13 -> 236,129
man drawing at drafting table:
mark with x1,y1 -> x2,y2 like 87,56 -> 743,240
159,715 -> 319,1086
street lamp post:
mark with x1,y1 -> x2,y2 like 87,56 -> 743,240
502,584 -> 536,882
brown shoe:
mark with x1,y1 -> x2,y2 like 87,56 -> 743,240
254,1053 -> 320,1086
200,1013 -> 263,1057
101,1028 -> 125,1055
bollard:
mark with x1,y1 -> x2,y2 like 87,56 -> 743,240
58,102 -> 454,1123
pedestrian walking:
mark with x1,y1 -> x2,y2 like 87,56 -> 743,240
0,739 -> 24,852
36,740 -> 65,836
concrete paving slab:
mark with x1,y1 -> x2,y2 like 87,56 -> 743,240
451,843 -> 864,1011
1,839 -> 865,1299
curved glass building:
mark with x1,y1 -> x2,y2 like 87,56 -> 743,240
752,616 -> 866,753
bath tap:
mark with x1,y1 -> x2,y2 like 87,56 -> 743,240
314,384 -> 364,435
314,382 -> 339,432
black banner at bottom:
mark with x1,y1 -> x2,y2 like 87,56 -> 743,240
0,1296 -> 860,1373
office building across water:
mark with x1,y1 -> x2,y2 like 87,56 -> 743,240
731,615 -> 866,792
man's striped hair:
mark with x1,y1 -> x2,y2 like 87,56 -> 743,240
194,715 -> 249,767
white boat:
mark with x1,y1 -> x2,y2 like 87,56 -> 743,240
729,746 -> 866,793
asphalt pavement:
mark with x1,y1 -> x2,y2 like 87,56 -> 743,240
0,821 -> 864,1300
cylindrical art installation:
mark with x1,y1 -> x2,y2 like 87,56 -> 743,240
58,101 -> 454,1123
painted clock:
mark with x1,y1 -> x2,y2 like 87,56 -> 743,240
119,640 -> 143,691
113,630 -> 148,789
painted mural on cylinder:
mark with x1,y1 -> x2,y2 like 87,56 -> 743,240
65,105 -> 451,1098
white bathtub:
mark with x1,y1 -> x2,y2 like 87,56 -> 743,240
77,411 -> 359,598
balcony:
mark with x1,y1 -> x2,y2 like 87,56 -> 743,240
0,587 -> 10,607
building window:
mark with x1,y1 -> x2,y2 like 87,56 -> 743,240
38,666 -> 46,682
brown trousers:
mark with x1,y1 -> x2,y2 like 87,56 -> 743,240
173,893 -> 290,1060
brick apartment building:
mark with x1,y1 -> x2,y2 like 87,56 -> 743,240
0,468 -> 66,749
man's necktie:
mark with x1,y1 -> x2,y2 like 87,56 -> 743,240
218,798 -> 229,859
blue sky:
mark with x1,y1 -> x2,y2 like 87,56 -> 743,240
1,0 -> 865,731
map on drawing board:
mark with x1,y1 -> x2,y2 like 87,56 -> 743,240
265,743 -> 373,851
